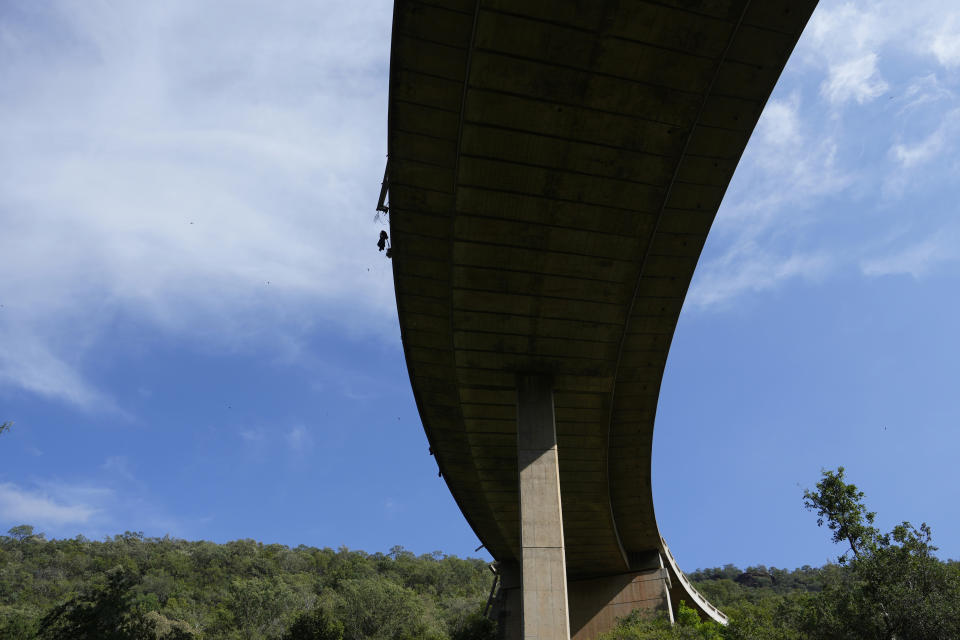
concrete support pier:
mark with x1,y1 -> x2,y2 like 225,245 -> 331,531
490,559 -> 673,640
517,375 -> 570,640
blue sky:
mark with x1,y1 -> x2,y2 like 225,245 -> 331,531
1,1 -> 959,573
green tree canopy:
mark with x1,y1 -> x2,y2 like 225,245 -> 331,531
798,467 -> 960,639
802,466 -> 879,562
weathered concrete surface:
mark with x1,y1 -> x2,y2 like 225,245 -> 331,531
387,0 -> 820,628
491,562 -> 522,640
568,566 -> 673,640
517,375 -> 570,640
494,556 -> 673,640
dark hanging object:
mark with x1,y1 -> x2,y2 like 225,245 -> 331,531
377,230 -> 388,251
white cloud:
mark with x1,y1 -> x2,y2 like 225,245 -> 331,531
799,2 -> 960,105
890,108 -> 960,168
927,16 -> 960,67
714,94 -> 849,232
897,74 -> 953,114
3,0 -> 959,362
0,477 -> 188,540
804,3 -> 890,106
0,334 -> 112,411
688,247 -> 832,309
691,1 -> 960,309
806,3 -> 887,56
756,94 -> 803,147
0,0 -> 396,410
891,133 -> 945,168
801,1 -> 960,78
0,482 -> 99,527
734,95 -> 850,210
821,53 -> 889,105
861,232 -> 959,278
691,93 -> 849,308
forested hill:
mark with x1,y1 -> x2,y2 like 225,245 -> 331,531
0,527 -> 493,639
3,525 -> 960,639
0,526 -> 835,640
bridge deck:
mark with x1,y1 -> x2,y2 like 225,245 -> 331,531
386,0 -> 817,622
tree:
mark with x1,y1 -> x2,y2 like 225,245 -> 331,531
0,605 -> 38,640
448,610 -> 495,640
8,524 -> 43,543
720,599 -> 806,640
323,576 -> 444,640
799,467 -> 960,639
802,466 -> 879,563
282,606 -> 344,640
221,575 -> 303,640
37,566 -> 195,640
600,601 -> 722,640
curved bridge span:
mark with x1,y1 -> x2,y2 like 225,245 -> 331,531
384,1 -> 817,636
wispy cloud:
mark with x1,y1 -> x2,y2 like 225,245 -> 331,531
0,1 -> 395,410
0,482 -> 100,527
805,3 -> 890,106
711,93 -> 849,232
891,132 -> 945,168
927,15 -> 960,67
688,247 -> 832,309
4,0 -> 960,369
861,231 -> 960,278
0,334 -> 113,411
756,95 -> 803,147
897,74 -> 953,115
889,108 -> 960,168
0,475 -> 189,540
689,1 -> 960,309
821,53 -> 889,105
688,93 -> 849,308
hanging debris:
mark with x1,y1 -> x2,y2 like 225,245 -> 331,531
377,230 -> 392,258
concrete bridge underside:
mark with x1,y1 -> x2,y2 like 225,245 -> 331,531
385,1 -> 817,637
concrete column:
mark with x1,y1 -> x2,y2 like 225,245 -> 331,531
517,375 -> 570,640
490,561 -> 522,640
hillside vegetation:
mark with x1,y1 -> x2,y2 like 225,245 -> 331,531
601,467 -> 960,640
0,532 -> 493,640
2,468 -> 959,639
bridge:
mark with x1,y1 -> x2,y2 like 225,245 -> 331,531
381,1 -> 818,638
